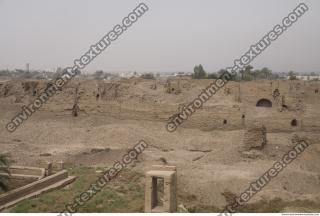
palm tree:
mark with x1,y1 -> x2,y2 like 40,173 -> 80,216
244,65 -> 253,80
193,64 -> 207,79
0,154 -> 10,192
260,67 -> 272,80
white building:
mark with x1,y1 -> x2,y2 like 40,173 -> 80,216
287,75 -> 320,81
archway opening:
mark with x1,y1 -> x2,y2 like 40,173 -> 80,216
291,119 -> 297,127
256,98 -> 272,107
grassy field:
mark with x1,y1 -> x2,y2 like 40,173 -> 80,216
9,166 -> 145,213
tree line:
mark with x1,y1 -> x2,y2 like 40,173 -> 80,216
192,64 -> 280,81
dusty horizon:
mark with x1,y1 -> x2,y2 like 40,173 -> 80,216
1,0 -> 320,73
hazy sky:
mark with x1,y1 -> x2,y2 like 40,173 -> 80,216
0,0 -> 319,73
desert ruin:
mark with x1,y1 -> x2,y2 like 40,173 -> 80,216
0,77 -> 320,212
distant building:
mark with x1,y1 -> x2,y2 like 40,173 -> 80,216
286,75 -> 320,81
119,71 -> 142,78
173,72 -> 190,76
